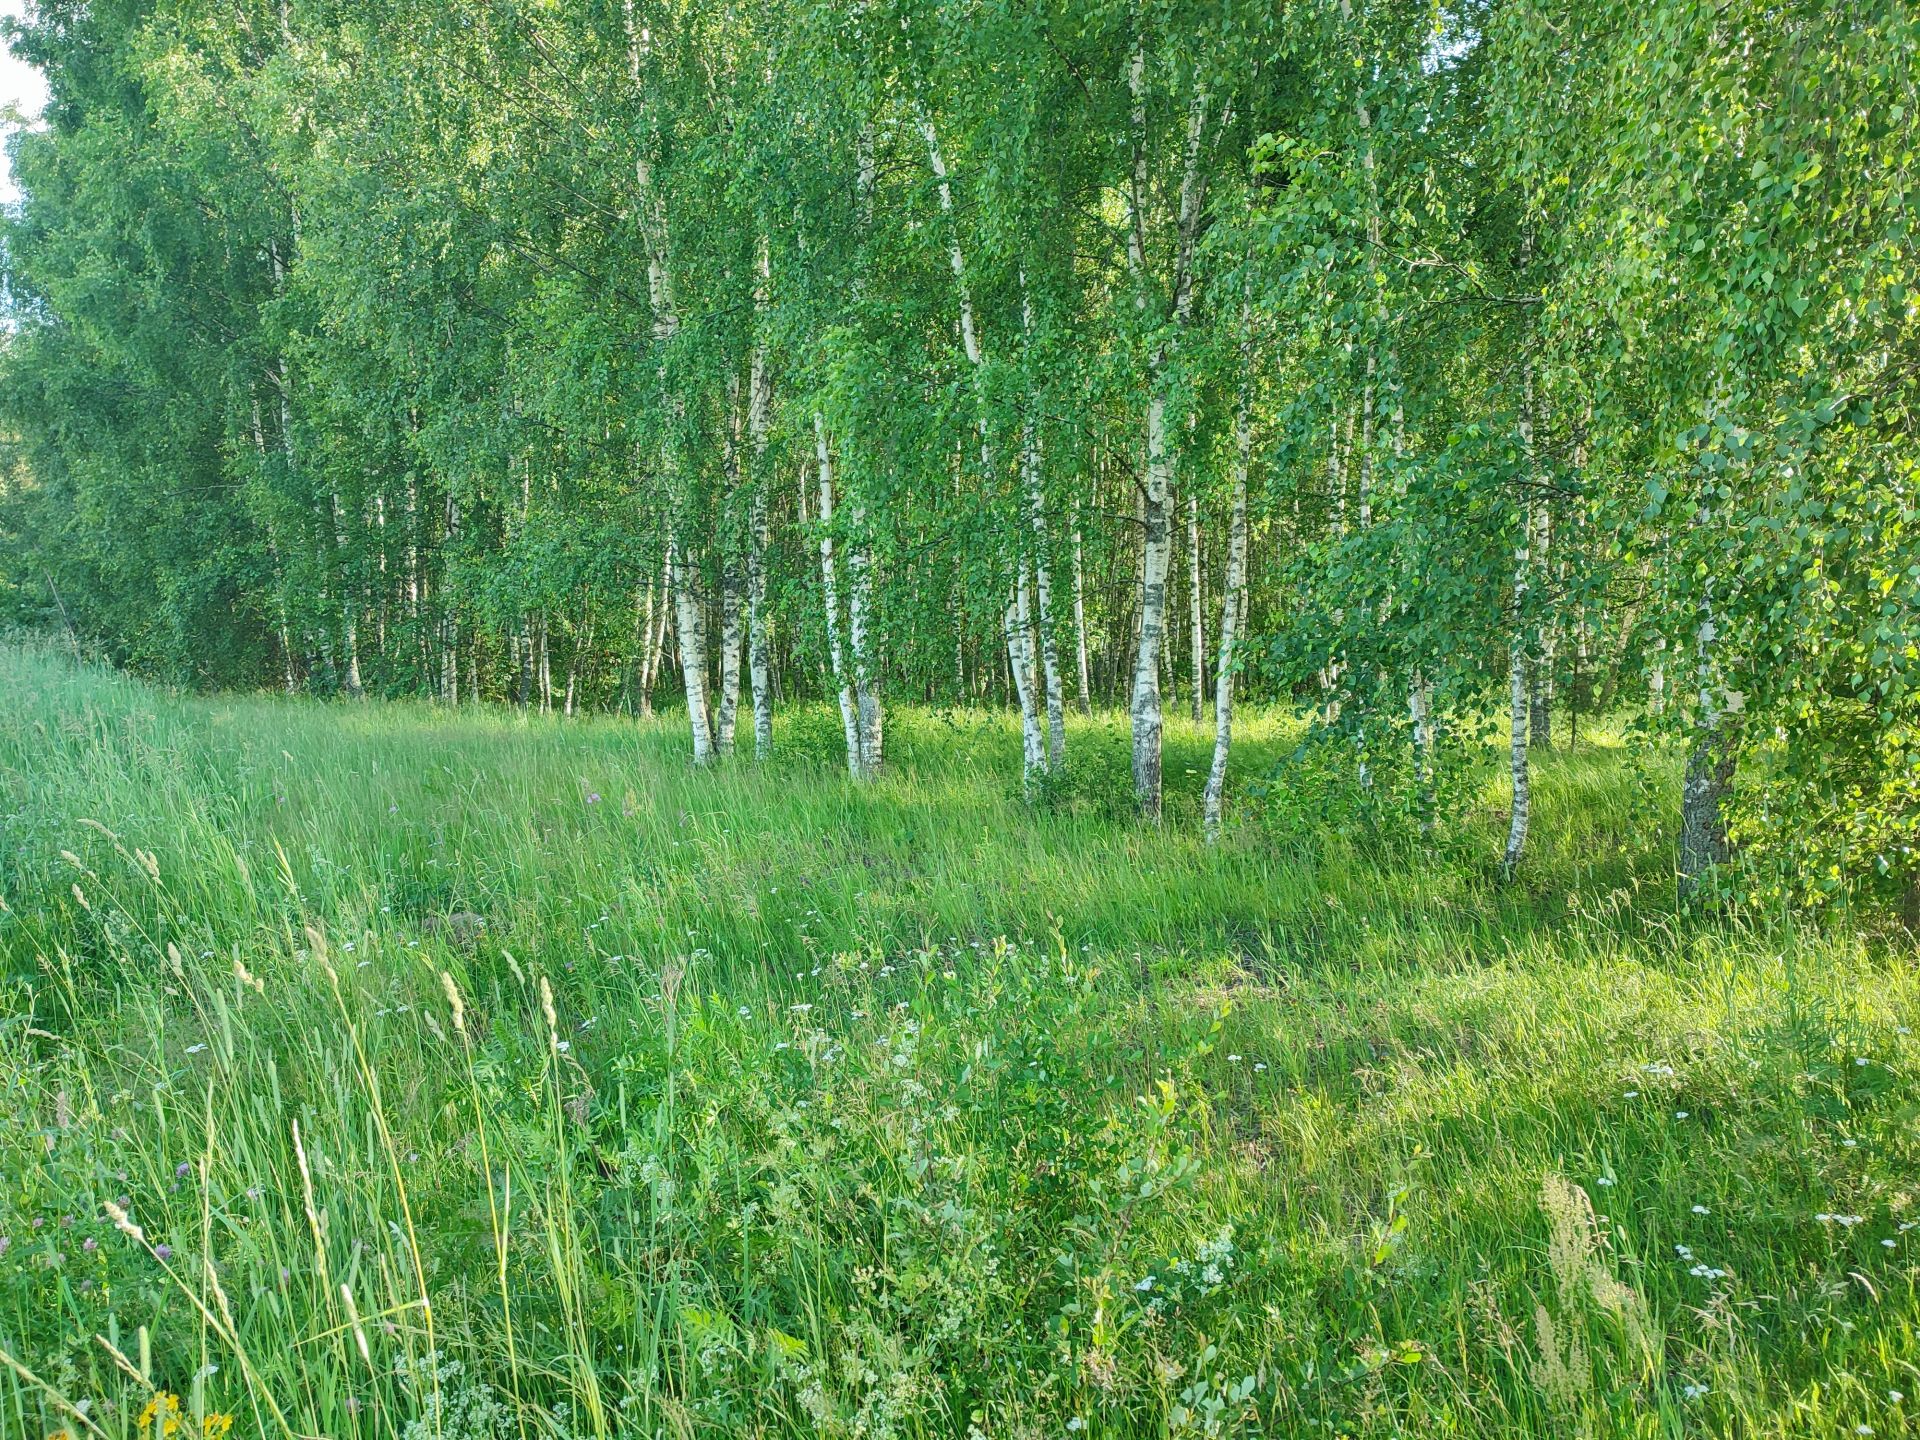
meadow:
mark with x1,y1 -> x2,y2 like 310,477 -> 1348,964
1,639 -> 1915,1439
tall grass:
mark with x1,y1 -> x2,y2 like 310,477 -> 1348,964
2,640 -> 1914,1438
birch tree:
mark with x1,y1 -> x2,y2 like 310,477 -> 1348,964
1125,44 -> 1218,820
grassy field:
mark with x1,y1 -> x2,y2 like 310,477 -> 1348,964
1,640 -> 1915,1440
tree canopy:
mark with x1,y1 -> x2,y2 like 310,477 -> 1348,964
2,0 -> 1915,909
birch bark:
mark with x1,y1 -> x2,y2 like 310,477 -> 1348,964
1187,489 -> 1204,723
1071,495 -> 1093,714
1502,639 -> 1530,877
1006,568 -> 1045,788
1021,283 -> 1066,769
629,12 -> 710,762
1125,51 -> 1212,820
814,418 -> 864,778
922,113 -> 1045,774
1504,363 -> 1540,877
840,131 -> 884,775
1203,323 -> 1252,841
847,499 -> 882,774
715,382 -> 745,755
1530,507 -> 1555,749
668,536 -> 714,762
747,237 -> 775,758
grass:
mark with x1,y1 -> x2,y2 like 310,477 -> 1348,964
1,637 -> 1915,1439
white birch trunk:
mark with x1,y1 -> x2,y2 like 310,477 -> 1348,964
632,578 -> 651,715
1125,60 -> 1212,820
1502,640 -> 1530,877
814,417 -> 864,779
927,113 -> 1038,779
538,612 -> 552,714
631,41 -> 715,763
1187,489 -> 1204,723
1530,502 -> 1555,751
639,556 -> 666,717
250,399 -> 300,694
668,537 -> 714,763
564,609 -> 580,717
715,383 -> 745,755
1020,283 -> 1066,770
1132,386 -> 1175,817
746,479 -> 772,756
1006,569 -> 1045,789
1505,361 -> 1540,876
847,500 -> 882,775
747,237 -> 775,759
1071,495 -> 1093,715
322,481 -> 361,699
1319,401 -> 1347,719
831,129 -> 884,776
1203,352 -> 1252,841
716,568 -> 742,754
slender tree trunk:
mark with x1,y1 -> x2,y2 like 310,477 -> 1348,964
1320,400 -> 1348,719
747,238 -> 775,759
1125,63 -> 1212,820
1678,489 -> 1736,896
250,400 -> 300,695
1006,568 -> 1045,790
746,475 -> 773,759
716,403 -> 745,756
329,486 -> 364,699
637,560 -> 661,717
631,578 -> 651,715
925,112 -> 1028,779
814,422 -> 864,778
274,571 -> 298,693
538,612 -> 552,714
1597,590 -> 1640,715
1204,352 -> 1251,841
954,450 -> 968,702
668,537 -> 714,763
1502,641 -> 1530,878
1187,489 -> 1205,724
1132,388 -> 1174,818
632,65 -> 714,763
1385,361 -> 1436,824
651,556 -> 671,711
564,626 -> 579,717
404,467 -> 422,687
1021,284 -> 1066,770
260,243 -> 327,697
1505,360 -> 1541,877
827,128 -> 884,777
1530,507 -> 1554,749
1071,495 -> 1093,715
847,500 -> 882,775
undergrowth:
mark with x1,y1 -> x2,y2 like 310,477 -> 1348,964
1,644 -> 1915,1439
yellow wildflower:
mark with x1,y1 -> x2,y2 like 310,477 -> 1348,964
137,1392 -> 183,1435
132,1394 -> 232,1438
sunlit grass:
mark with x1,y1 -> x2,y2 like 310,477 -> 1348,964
2,641 -> 1915,1439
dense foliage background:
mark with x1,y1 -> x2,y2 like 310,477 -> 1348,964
0,0 -> 1915,900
